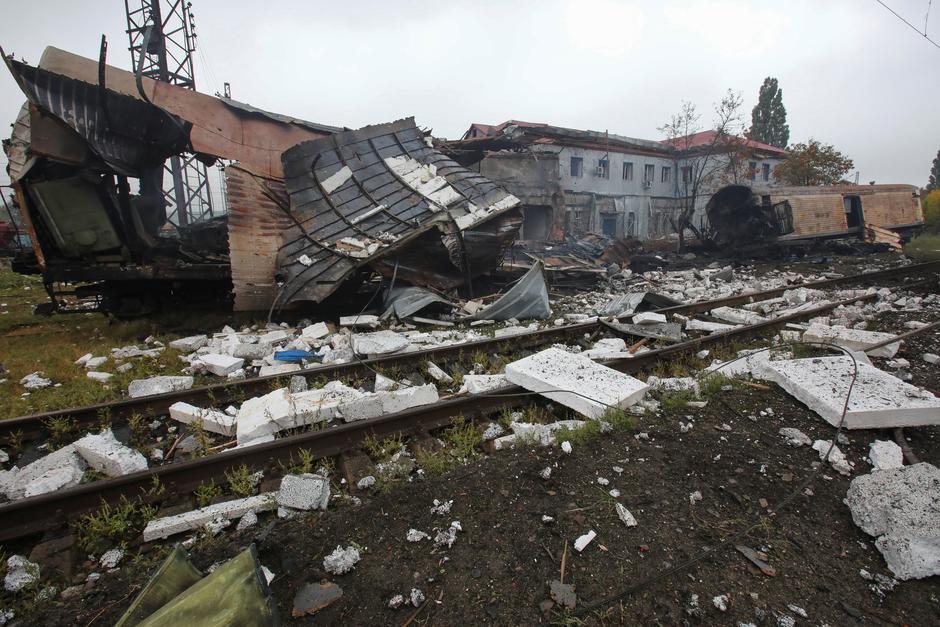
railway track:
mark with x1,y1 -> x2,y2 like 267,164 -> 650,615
4,259 -> 938,441
0,264 -> 936,542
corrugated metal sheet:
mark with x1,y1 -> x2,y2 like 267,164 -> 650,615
469,261 -> 550,321
4,58 -> 189,175
276,118 -> 521,305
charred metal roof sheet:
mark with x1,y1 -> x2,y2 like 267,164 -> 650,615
4,58 -> 190,175
277,118 -> 521,305
219,97 -> 344,135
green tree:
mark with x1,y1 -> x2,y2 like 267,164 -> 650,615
923,189 -> 940,225
747,77 -> 789,148
928,149 -> 939,191
773,139 -> 853,186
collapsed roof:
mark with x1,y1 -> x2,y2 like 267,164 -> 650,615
277,118 -> 522,305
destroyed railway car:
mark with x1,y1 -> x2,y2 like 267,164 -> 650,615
3,47 -> 522,314
757,184 -> 923,246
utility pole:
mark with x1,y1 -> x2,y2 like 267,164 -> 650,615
125,0 -> 215,226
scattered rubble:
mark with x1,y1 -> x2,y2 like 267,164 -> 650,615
868,440 -> 904,471
142,494 -> 277,541
323,545 -> 361,575
3,555 -> 39,593
276,473 -> 330,511
574,530 -> 596,552
128,375 -> 194,398
845,463 -> 940,580
812,439 -> 853,475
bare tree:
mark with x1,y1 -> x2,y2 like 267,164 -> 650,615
659,89 -> 746,251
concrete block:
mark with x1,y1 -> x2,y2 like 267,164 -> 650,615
236,383 -> 364,444
258,330 -> 291,345
258,363 -> 301,377
323,545 -> 361,575
143,493 -> 277,541
197,353 -> 244,376
869,440 -> 904,471
803,324 -> 900,358
5,445 -> 86,500
301,322 -> 330,340
760,357 -> 940,429
378,384 -> 439,415
232,342 -> 271,360
374,373 -> 398,392
74,353 -> 92,366
169,402 -> 236,436
494,325 -> 527,338
276,473 -> 330,511
845,463 -> 940,579
460,374 -> 510,395
505,347 -> 648,419
168,335 -> 207,352
128,376 -> 194,398
73,429 -> 148,476
86,371 -> 113,382
352,330 -> 410,356
686,319 -> 739,334
492,419 -> 586,450
4,555 -> 40,592
632,312 -> 666,325
710,306 -> 768,325
85,356 -> 108,369
340,314 -> 379,328
582,338 -> 628,359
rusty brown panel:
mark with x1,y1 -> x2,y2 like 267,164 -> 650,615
27,104 -> 88,165
226,165 -> 293,311
37,47 -> 331,179
11,182 -> 44,269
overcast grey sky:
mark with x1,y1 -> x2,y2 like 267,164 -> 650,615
0,0 -> 938,187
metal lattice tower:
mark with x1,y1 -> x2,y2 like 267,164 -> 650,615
125,0 -> 214,226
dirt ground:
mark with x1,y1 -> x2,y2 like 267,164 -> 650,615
39,312 -> 940,626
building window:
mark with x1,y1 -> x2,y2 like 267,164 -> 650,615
661,166 -> 671,183
570,156 -> 583,177
761,163 -> 771,182
622,162 -> 634,180
597,158 -> 609,179
643,164 -> 655,183
681,166 -> 692,183
748,161 -> 757,181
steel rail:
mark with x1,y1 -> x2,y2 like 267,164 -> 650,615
2,260 -> 937,441
0,285 -> 931,542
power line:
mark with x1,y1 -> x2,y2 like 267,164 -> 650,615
927,0 -> 934,35
874,0 -> 940,50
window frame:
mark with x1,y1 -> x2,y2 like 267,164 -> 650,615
570,156 -> 583,178
622,161 -> 634,181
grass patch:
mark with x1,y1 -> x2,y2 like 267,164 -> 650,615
362,433 -> 404,463
599,407 -> 637,431
904,233 -> 940,261
700,372 -> 732,399
76,495 -> 158,554
224,464 -> 256,498
279,447 -> 316,475
658,389 -> 695,411
194,480 -> 222,507
555,420 -> 603,448
417,417 -> 483,476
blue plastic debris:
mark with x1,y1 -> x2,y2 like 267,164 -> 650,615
273,350 -> 320,363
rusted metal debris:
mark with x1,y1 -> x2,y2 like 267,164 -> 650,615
2,46 -> 526,314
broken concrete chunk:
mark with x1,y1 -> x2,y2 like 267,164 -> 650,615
258,363 -> 301,377
323,545 -> 361,575
406,529 -> 429,542
573,530 -> 596,552
128,375 -> 194,398
73,429 -> 148,476
352,330 -> 410,356
19,372 -> 51,389
86,371 -> 113,383
4,445 -> 86,500
276,473 -> 330,511
778,427 -> 812,447
760,357 -> 940,429
459,374 -> 510,395
99,548 -> 124,569
142,493 -> 277,541
505,347 -> 648,419
169,402 -> 236,436
869,440 -> 904,471
632,312 -> 666,325
374,373 -> 397,392
4,555 -> 39,592
492,420 -> 585,450
426,361 -> 453,384
84,356 -> 108,369
615,503 -> 637,527
710,306 -> 768,325
340,315 -> 379,329
197,353 -> 245,376
168,335 -> 208,352
301,322 -> 330,341
685,319 -> 739,334
812,440 -> 852,476
803,324 -> 900,358
845,463 -> 940,580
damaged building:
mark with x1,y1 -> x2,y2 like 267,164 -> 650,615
2,47 -> 521,314
442,121 -> 788,241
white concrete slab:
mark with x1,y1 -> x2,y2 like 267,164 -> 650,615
169,401 -> 236,436
505,347 -> 649,419
73,429 -> 148,476
686,319 -> 740,334
352,330 -> 410,356
258,363 -> 301,377
301,322 -> 330,340
710,306 -> 768,325
803,324 -> 900,358
168,335 -> 207,352
276,473 -> 330,511
198,353 -> 244,376
460,374 -> 510,395
3,445 -> 86,500
632,312 -> 667,325
760,357 -> 940,429
142,493 -> 277,541
340,314 -> 379,328
128,376 -> 194,398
